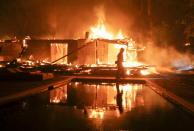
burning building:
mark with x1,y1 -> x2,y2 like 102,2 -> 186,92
0,3 -> 159,77
24,34 -> 142,66
0,23 -> 155,76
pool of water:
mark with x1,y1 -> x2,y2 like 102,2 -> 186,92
0,81 -> 194,131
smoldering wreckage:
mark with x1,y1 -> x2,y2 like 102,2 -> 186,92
0,30 -> 158,80
1,8 -> 194,80
1,29 -> 194,81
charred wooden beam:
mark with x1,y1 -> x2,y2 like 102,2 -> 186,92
96,39 -> 128,45
26,39 -> 76,44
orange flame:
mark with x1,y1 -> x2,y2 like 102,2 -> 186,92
90,20 -> 143,67
89,8 -> 158,75
90,22 -> 113,39
90,16 -> 125,40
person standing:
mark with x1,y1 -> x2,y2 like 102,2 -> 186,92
116,48 -> 125,78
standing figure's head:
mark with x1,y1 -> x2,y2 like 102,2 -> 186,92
120,48 -> 124,53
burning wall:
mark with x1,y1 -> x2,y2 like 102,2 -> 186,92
76,40 -> 96,65
69,39 -> 108,65
51,43 -> 67,64
26,41 -> 51,61
0,42 -> 21,61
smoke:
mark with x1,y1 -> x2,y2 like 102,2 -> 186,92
46,0 -> 134,39
45,0 -> 98,39
94,5 -> 106,22
141,41 -> 194,71
98,1 -> 134,36
0,0 -> 136,39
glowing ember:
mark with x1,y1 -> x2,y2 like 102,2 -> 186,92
116,30 -> 125,39
185,42 -> 191,46
140,70 -> 150,75
114,44 -> 127,49
89,109 -> 105,119
97,58 -> 102,64
123,61 -> 142,67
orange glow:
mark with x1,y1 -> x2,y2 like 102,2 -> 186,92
49,82 -> 145,119
185,43 -> 191,46
118,84 -> 144,111
90,22 -> 113,39
89,108 -> 105,119
110,38 -> 143,68
116,30 -> 125,39
50,86 -> 67,104
90,16 -> 125,40
97,58 -> 102,64
86,83 -> 144,118
114,44 -> 127,49
147,67 -> 159,74
140,70 -> 150,75
123,61 -> 142,67
51,43 -> 67,64
88,9 -> 157,76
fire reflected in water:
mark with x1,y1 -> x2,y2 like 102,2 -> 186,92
50,82 -> 144,119
50,85 -> 67,104
89,108 -> 105,119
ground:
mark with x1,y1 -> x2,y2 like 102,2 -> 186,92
151,73 -> 194,105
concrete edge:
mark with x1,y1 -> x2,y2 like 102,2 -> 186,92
145,79 -> 194,117
0,77 -> 74,106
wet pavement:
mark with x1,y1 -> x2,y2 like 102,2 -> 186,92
0,81 -> 194,131
150,74 -> 194,105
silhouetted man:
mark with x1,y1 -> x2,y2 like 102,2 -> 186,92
116,48 -> 125,78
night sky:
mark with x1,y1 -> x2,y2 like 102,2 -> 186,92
0,0 -> 193,49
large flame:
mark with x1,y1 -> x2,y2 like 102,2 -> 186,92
90,17 -> 125,40
90,19 -> 143,67
89,21 -> 158,75
90,22 -> 113,39
89,9 -> 158,75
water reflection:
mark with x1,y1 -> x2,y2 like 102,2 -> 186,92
116,83 -> 123,113
50,82 -> 144,119
50,85 -> 67,104
2,82 -> 194,131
